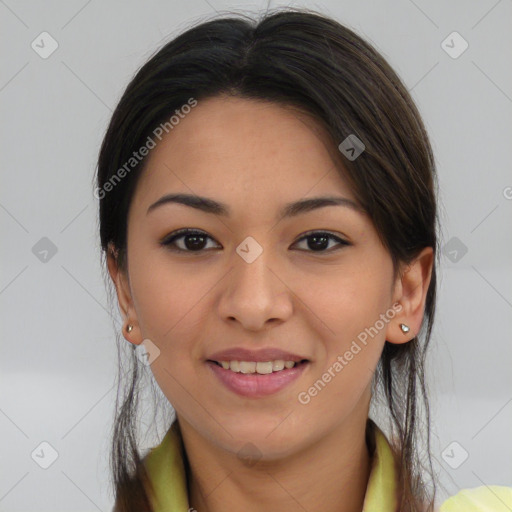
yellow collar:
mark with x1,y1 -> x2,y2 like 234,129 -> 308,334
144,419 -> 398,511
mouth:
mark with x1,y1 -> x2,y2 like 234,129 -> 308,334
206,358 -> 310,398
207,359 -> 310,374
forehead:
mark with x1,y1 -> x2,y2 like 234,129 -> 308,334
132,96 -> 355,211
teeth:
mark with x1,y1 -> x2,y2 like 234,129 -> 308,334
240,361 -> 256,374
217,360 -> 301,374
272,360 -> 284,371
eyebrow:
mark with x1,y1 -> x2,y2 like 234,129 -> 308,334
146,193 -> 364,220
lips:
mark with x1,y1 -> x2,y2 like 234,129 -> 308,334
206,359 -> 309,398
207,347 -> 309,363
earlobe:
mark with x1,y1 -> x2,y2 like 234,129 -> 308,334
386,247 -> 434,344
107,243 -> 142,345
399,323 -> 410,334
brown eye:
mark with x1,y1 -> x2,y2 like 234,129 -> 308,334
161,229 -> 221,252
160,229 -> 350,254
293,231 -> 350,252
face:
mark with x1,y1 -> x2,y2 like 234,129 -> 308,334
111,95 -> 410,459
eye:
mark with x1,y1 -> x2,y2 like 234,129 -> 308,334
160,228 -> 221,253
160,228 -> 350,254
292,230 -> 350,252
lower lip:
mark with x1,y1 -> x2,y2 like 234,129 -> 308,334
206,361 -> 309,398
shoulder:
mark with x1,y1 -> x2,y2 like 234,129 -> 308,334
438,485 -> 512,511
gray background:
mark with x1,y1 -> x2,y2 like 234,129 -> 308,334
1,0 -> 511,510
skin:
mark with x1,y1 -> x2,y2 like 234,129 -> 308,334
108,95 -> 433,512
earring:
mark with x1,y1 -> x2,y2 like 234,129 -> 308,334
399,323 -> 410,334
126,324 -> 133,333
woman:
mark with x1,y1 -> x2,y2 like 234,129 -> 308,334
96,8 -> 511,512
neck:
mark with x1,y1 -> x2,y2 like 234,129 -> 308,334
178,408 -> 373,512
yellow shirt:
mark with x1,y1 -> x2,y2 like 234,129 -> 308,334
142,419 -> 512,511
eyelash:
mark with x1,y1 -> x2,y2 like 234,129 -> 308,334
160,228 -> 350,254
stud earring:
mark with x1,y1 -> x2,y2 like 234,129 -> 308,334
126,324 -> 133,333
399,323 -> 410,334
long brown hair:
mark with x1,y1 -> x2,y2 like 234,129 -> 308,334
97,7 -> 439,511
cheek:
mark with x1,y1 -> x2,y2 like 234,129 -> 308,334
299,265 -> 392,343
295,266 -> 391,403
129,257 -> 214,411
129,243 -> 213,342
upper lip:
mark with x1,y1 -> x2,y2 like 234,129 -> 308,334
207,348 -> 309,363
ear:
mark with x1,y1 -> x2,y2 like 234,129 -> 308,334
107,242 -> 143,345
386,247 -> 434,344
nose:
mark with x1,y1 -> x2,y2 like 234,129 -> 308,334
217,246 -> 293,331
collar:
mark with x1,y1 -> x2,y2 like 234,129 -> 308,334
143,418 -> 398,511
